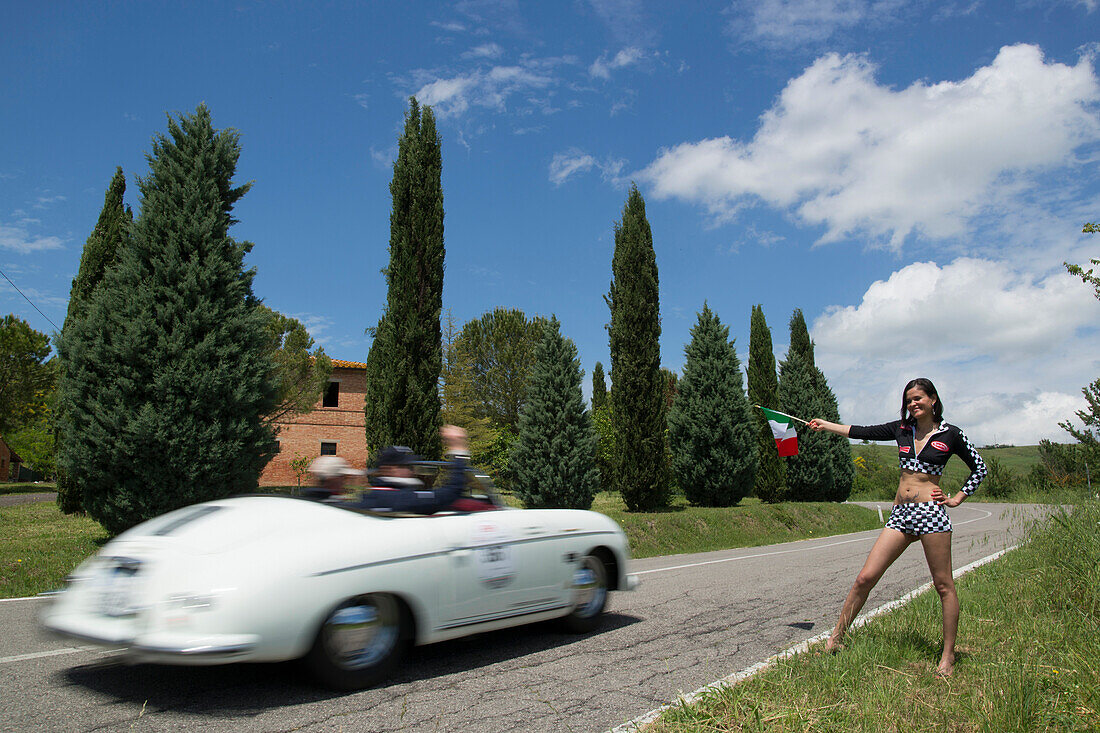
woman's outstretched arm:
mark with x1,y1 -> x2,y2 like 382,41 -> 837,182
807,419 -> 851,437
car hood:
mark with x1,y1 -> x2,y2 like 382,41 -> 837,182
111,496 -> 377,556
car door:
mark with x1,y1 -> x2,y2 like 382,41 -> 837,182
436,510 -> 561,630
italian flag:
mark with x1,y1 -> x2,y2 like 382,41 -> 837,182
759,407 -> 799,457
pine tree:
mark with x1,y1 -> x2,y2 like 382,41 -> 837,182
668,304 -> 758,506
778,310 -> 852,502
606,184 -> 668,511
366,98 -> 445,459
510,317 -> 599,509
591,361 -> 607,412
441,310 -> 495,457
57,168 -> 132,514
456,307 -> 547,431
748,305 -> 787,503
57,105 -> 278,534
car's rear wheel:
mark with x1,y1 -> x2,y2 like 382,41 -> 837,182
305,593 -> 406,689
561,553 -> 608,633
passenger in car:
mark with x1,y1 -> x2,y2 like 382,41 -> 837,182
356,442 -> 455,514
440,424 -> 498,513
304,455 -> 363,500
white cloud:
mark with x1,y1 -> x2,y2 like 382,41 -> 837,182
587,0 -> 657,47
814,258 -> 1099,361
0,223 -> 64,253
730,0 -> 878,47
0,282 -> 67,311
431,21 -> 467,33
641,44 -> 1100,248
549,148 -> 625,186
413,63 -> 554,118
589,47 -> 644,80
464,43 -> 504,59
33,195 -> 67,209
550,150 -> 596,186
812,257 -> 1100,445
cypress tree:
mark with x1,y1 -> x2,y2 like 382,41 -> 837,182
668,304 -> 758,506
364,316 -> 391,456
606,184 -> 667,511
591,361 -> 607,412
57,167 -> 132,514
65,167 -> 132,325
57,105 -> 277,534
778,310 -> 852,502
748,304 -> 788,503
366,98 -> 445,460
510,317 -> 599,510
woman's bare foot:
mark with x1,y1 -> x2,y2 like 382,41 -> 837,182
824,635 -> 845,653
935,652 -> 955,677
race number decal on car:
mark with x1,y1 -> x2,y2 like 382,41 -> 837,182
470,520 -> 516,588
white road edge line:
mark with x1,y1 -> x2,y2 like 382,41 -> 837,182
0,646 -> 120,664
609,544 -> 1015,733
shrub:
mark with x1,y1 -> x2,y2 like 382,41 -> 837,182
981,455 -> 1016,499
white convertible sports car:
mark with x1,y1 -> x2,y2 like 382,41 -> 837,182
40,472 -> 637,689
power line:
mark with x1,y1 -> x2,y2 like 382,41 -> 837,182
0,266 -> 61,332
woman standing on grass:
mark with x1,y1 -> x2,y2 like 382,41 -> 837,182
807,377 -> 987,676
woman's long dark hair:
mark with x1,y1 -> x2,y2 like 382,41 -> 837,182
900,377 -> 943,425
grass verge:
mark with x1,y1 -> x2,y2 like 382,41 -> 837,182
1,500 -> 110,599
0,481 -> 57,496
645,500 -> 1100,732
590,493 -> 881,559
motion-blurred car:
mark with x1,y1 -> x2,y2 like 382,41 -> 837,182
40,468 -> 637,689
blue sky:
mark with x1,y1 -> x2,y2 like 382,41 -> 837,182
3,0 -> 1098,445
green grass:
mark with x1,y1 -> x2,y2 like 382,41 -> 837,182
647,500 -> 1100,733
587,492 -> 881,559
0,481 -> 57,496
0,499 -> 109,599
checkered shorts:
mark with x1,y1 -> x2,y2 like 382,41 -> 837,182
885,501 -> 952,536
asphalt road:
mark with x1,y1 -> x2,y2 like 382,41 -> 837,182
1,501 -> 1052,732
0,491 -> 57,507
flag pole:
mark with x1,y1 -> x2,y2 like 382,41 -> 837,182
753,404 -> 810,426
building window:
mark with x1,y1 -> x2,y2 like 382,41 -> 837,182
323,381 -> 340,407
320,442 -> 337,455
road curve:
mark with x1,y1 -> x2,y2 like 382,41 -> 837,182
0,502 -> 1051,732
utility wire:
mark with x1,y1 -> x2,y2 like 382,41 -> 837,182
0,266 -> 61,331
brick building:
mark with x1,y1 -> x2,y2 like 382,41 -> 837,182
260,359 -> 369,487
0,435 -> 22,483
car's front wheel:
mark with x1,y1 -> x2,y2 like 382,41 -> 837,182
561,553 -> 608,633
305,593 -> 406,689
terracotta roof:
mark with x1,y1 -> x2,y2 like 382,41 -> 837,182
330,358 -> 368,370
